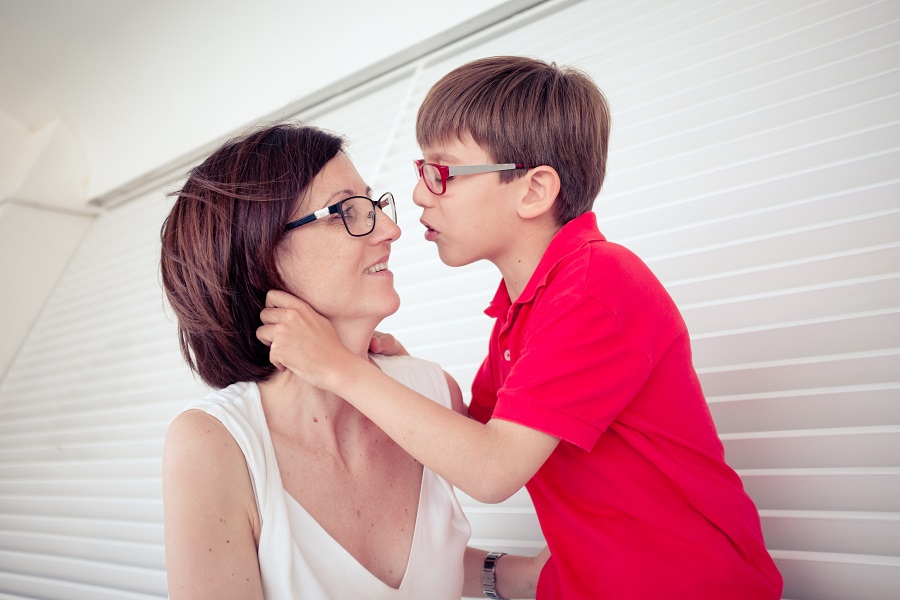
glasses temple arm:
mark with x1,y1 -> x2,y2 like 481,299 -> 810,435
446,163 -> 526,176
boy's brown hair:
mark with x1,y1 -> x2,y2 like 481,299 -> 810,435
416,55 -> 611,224
160,123 -> 344,389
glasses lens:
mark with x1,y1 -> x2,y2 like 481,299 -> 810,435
421,163 -> 444,195
377,193 -> 397,224
339,196 -> 374,236
339,195 -> 396,236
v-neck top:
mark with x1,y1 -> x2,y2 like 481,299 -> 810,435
179,354 -> 470,599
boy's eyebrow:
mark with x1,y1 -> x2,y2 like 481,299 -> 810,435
424,153 -> 457,164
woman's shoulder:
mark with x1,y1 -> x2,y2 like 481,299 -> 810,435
167,381 -> 259,453
165,381 -> 265,500
164,405 -> 249,495
167,381 -> 267,466
175,381 -> 260,421
166,407 -> 233,453
369,354 -> 459,411
369,353 -> 439,375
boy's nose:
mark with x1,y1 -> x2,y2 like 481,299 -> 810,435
412,178 -> 436,208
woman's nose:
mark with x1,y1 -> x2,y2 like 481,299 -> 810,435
374,209 -> 401,241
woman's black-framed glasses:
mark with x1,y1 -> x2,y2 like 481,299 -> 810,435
413,160 -> 533,195
283,192 -> 397,237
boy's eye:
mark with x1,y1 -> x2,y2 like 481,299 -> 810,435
422,164 -> 445,189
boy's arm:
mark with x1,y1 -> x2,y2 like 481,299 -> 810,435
337,358 -> 557,502
464,546 -> 549,599
372,331 -> 469,417
258,290 -> 559,503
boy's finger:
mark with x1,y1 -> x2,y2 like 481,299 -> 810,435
265,288 -> 303,309
265,289 -> 289,308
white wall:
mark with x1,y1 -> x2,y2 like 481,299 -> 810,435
0,0 -> 519,202
0,203 -> 92,380
0,111 -> 94,381
0,0 -> 898,598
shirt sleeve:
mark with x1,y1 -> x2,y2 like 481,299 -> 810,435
469,347 -> 498,424
492,292 -> 653,451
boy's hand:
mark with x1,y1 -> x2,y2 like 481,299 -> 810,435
256,289 -> 354,390
369,331 -> 409,356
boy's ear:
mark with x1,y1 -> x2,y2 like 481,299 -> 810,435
517,165 -> 561,220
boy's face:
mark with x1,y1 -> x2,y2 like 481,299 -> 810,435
412,135 -> 525,269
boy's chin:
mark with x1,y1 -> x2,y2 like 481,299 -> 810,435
436,247 -> 477,268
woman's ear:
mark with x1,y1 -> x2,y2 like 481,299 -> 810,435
517,165 -> 561,220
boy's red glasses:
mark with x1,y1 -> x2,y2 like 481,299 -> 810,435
413,160 -> 533,195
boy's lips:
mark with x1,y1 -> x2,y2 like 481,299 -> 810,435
421,219 -> 438,242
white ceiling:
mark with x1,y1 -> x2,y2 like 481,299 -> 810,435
0,0 -> 519,207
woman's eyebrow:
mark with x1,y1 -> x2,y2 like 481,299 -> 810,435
320,187 -> 366,207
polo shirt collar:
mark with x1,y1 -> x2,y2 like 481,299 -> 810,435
485,211 -> 605,318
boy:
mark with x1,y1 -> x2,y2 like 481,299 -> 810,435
258,56 -> 783,599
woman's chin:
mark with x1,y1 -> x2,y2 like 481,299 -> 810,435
383,294 -> 402,318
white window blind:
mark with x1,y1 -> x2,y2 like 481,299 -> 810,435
0,0 -> 897,598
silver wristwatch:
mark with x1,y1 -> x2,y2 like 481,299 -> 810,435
482,551 -> 507,599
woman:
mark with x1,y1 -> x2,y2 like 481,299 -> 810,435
160,123 -> 544,599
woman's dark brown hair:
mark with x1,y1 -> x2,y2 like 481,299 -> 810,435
160,123 -> 344,389
416,56 -> 611,225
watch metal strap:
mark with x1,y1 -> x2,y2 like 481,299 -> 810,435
482,551 -> 507,599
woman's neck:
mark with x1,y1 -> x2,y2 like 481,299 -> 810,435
257,320 -> 378,442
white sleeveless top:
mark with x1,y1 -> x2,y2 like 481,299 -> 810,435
179,355 -> 471,599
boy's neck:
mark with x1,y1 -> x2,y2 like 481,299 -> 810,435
496,220 -> 561,302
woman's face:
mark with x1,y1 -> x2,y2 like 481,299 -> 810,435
276,152 -> 402,327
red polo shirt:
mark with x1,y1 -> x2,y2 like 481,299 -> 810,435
469,212 -> 782,599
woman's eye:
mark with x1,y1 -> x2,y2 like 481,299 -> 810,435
341,207 -> 357,224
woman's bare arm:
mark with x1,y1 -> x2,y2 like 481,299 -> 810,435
163,410 -> 264,600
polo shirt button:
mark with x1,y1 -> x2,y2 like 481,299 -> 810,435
503,349 -> 511,361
